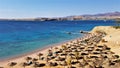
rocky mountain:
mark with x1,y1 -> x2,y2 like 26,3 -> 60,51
81,11 -> 120,17
0,11 -> 120,21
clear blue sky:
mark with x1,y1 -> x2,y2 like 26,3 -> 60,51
0,0 -> 120,18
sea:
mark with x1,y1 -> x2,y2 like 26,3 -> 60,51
0,20 -> 115,59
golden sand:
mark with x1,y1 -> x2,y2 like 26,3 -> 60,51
0,26 -> 120,68
91,26 -> 120,55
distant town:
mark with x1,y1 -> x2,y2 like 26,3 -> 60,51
0,12 -> 120,21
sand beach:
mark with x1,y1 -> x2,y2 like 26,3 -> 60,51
0,26 -> 120,68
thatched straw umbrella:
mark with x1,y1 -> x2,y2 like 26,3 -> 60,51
92,51 -> 101,54
54,47 -> 58,49
39,63 -> 46,67
37,53 -> 43,60
114,55 -> 119,59
8,62 -> 17,68
32,58 -> 38,63
109,62 -> 115,66
60,61 -> 67,68
113,59 -> 120,67
25,57 -> 32,63
33,62 -> 39,68
33,62 -> 46,68
47,49 -> 53,56
81,52 -> 89,56
47,62 -> 58,67
21,62 -> 28,68
106,47 -> 111,51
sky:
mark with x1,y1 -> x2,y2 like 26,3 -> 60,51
0,0 -> 120,18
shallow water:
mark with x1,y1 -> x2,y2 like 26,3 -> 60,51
0,20 -> 115,59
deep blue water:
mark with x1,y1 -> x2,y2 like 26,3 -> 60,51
0,20 -> 115,59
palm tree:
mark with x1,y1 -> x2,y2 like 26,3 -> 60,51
75,51 -> 79,62
66,56 -> 72,68
62,45 -> 67,50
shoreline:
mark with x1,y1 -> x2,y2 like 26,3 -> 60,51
0,34 -> 86,65
0,26 -> 120,68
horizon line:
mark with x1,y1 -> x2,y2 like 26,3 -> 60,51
0,11 -> 120,19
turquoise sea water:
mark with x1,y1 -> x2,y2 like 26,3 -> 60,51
0,20 -> 115,59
